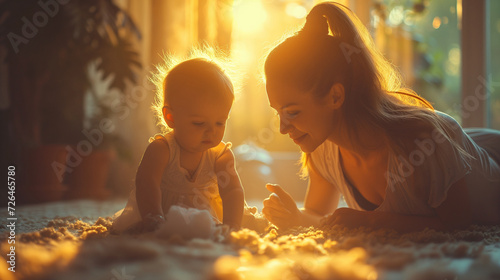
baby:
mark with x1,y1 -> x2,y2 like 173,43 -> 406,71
112,57 -> 245,233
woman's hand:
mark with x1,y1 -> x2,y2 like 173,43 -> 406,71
262,184 -> 302,229
320,207 -> 368,229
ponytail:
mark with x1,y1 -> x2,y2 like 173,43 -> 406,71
300,3 -> 362,47
299,6 -> 329,37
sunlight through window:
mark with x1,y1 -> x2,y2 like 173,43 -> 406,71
285,3 -> 307,19
232,0 -> 268,34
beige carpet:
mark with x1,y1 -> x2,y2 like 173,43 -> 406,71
1,199 -> 500,280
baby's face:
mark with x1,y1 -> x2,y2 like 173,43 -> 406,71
170,91 -> 232,153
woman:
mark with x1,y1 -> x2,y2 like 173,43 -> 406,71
262,2 -> 500,233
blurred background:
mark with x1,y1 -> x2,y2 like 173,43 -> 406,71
1,0 -> 499,206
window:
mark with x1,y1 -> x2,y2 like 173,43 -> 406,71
374,0 -> 499,128
488,0 -> 500,129
374,0 -> 462,120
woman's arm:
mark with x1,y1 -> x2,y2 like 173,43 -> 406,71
302,158 -> 340,226
324,177 -> 473,233
433,176 -> 473,229
324,208 -> 445,232
215,148 -> 245,229
135,139 -> 170,221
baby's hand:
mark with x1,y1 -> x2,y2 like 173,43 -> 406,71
143,213 -> 166,232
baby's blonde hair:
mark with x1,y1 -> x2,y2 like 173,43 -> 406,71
151,47 -> 237,134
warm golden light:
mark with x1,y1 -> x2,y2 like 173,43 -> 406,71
14,241 -> 80,279
457,0 -> 462,29
432,16 -> 442,29
388,5 -> 404,26
231,41 -> 254,67
233,0 -> 268,34
285,3 -> 307,19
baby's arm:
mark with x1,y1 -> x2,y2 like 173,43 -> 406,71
214,148 -> 245,229
135,139 -> 170,230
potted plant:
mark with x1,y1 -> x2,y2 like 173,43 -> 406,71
0,0 -> 141,203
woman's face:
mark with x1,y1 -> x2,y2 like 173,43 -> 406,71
266,81 -> 339,153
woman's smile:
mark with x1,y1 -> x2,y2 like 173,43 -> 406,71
291,133 -> 307,144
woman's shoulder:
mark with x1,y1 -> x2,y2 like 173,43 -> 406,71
398,110 -> 463,148
434,110 -> 458,122
434,111 -> 463,131
423,110 -> 466,148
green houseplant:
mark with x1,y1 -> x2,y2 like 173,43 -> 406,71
1,0 -> 142,203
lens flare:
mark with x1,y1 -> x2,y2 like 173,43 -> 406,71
233,0 -> 268,34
